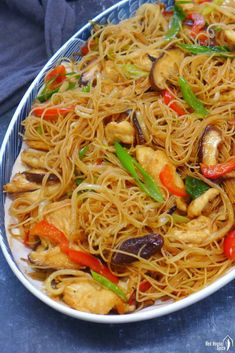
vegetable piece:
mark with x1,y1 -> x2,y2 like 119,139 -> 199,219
81,44 -> 89,56
187,188 -> 219,218
30,220 -> 69,249
78,145 -> 89,159
23,172 -> 59,184
30,220 -> 118,283
111,233 -> 164,265
163,90 -> 186,116
32,107 -> 73,121
178,76 -> 208,116
185,176 -> 210,199
81,83 -> 91,93
177,44 -> 234,58
91,270 -> 127,302
75,178 -> 84,186
119,64 -> 149,79
201,157 -> 235,179
202,0 -> 224,16
224,230 -> 235,260
132,112 -> 146,145
45,65 -> 66,89
186,13 -> 205,37
37,87 -> 60,103
172,213 -> 189,224
128,280 -> 151,305
165,4 -> 186,41
199,125 -> 222,165
159,164 -> 187,197
149,49 -> 185,90
67,249 -> 118,284
115,142 -> 164,203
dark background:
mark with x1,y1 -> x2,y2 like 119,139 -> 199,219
0,1 -> 235,352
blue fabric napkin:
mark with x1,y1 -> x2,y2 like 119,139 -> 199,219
0,0 -> 77,115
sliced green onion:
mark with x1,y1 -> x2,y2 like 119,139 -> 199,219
75,178 -> 84,186
185,176 -> 210,199
177,44 -> 235,58
81,83 -> 91,93
115,142 -> 164,203
91,270 -> 127,302
78,145 -> 89,159
36,126 -> 43,135
172,214 -> 189,224
165,4 -> 186,41
202,0 -> 224,16
119,64 -> 149,79
178,76 -> 208,117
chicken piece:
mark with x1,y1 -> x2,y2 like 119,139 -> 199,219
103,60 -> 120,81
187,188 -> 220,219
4,173 -> 41,193
15,184 -> 60,202
136,146 -> 184,187
224,30 -> 235,44
43,200 -> 72,236
28,246 -> 81,270
176,197 -> 187,213
167,216 -> 215,244
105,121 -> 135,144
25,140 -> 50,151
63,278 -> 123,314
21,150 -> 47,169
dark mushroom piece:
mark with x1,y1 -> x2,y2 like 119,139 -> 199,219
111,233 -> 164,265
199,125 -> 222,165
149,49 -> 185,90
132,112 -> 146,145
23,172 -> 59,184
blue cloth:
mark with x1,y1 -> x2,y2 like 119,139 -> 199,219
0,0 -> 77,115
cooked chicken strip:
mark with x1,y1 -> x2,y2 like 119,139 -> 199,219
21,150 -> 47,169
29,246 -> 81,270
63,278 -> 123,314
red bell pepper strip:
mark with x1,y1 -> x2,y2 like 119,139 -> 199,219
160,164 -> 188,197
163,90 -> 186,116
67,249 -> 118,284
30,220 -> 118,283
30,220 -> 69,248
128,280 -> 152,305
45,65 -> 66,90
81,44 -> 89,56
201,157 -> 235,179
32,107 -> 73,121
224,230 -> 235,260
187,13 -> 205,37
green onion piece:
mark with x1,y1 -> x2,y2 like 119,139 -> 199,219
75,178 -> 84,186
36,126 -> 43,135
91,270 -> 127,302
185,176 -> 210,200
78,145 -> 89,159
165,4 -> 186,41
66,72 -> 81,79
119,64 -> 149,79
202,0 -> 224,16
172,214 -> 189,224
81,83 -> 91,93
115,142 -> 164,203
177,44 -> 235,58
37,87 -> 59,103
178,76 -> 208,117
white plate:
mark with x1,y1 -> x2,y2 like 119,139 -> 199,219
0,0 -> 235,323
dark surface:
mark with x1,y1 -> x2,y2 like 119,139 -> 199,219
0,1 -> 235,353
